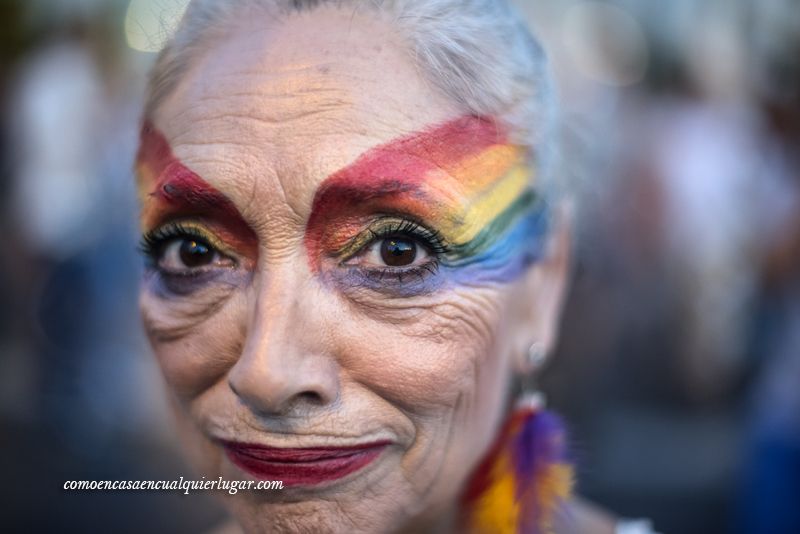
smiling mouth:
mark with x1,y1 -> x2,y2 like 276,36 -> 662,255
221,440 -> 392,487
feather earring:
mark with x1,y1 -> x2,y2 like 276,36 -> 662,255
460,352 -> 574,534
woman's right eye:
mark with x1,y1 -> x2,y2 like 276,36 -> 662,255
140,224 -> 248,296
157,237 -> 234,273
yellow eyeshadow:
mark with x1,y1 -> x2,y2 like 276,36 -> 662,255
446,144 -> 525,191
148,220 -> 237,258
325,148 -> 534,260
436,164 -> 533,245
333,218 -> 426,261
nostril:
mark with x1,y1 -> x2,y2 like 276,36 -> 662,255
227,377 -> 245,402
228,374 -> 329,416
297,391 -> 324,405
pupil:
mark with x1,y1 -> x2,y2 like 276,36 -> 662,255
179,239 -> 212,267
381,238 -> 416,267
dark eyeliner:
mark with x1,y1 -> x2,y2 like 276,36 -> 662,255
138,221 -> 239,280
341,216 -> 449,286
340,216 -> 451,263
139,222 -> 212,262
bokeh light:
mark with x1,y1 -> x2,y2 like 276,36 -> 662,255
562,2 -> 649,86
124,0 -> 188,52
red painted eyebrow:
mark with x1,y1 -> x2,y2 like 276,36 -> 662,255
304,115 -> 508,271
308,114 -> 507,207
137,124 -> 258,256
152,168 -> 242,225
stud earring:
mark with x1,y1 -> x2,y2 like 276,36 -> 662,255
516,342 -> 549,409
526,341 -> 548,371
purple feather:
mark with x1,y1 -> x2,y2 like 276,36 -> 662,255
511,409 -> 571,533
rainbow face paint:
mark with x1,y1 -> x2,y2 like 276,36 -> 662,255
136,123 -> 258,263
304,116 -> 548,296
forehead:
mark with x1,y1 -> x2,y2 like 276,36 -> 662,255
151,5 -> 460,221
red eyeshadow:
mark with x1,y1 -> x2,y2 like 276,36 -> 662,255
137,123 -> 258,260
304,115 -> 506,272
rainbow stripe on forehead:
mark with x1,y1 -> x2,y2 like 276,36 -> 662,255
305,115 -> 548,289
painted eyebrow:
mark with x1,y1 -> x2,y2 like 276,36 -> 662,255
304,115 -> 532,271
308,114 -> 512,206
136,124 -> 258,254
149,167 -> 247,228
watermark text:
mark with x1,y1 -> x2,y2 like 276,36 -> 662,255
63,477 -> 283,495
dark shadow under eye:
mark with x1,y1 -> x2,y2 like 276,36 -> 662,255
381,237 -> 417,267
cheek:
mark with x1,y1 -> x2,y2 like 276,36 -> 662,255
142,290 -> 250,400
168,392 -> 227,478
422,292 -> 515,449
339,299 -> 501,415
339,288 -> 515,477
340,292 -> 509,410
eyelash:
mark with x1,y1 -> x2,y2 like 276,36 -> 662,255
139,217 -> 448,293
366,218 -> 449,254
139,222 -> 226,268
343,217 -> 450,284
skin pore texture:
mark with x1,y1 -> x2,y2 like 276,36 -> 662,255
137,5 -> 574,534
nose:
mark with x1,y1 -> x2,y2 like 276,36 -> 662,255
228,275 -> 339,417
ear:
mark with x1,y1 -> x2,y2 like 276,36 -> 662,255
510,200 -> 574,375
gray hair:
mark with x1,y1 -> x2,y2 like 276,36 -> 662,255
145,0 -> 559,192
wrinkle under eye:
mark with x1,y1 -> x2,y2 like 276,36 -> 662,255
139,221 -> 243,291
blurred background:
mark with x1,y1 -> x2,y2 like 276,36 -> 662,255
0,0 -> 797,532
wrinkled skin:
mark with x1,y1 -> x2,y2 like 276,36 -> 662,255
138,5 -> 571,534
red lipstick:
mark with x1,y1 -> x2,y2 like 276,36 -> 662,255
221,441 -> 391,487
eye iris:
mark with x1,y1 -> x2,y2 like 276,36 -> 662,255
381,238 -> 416,267
179,239 -> 213,267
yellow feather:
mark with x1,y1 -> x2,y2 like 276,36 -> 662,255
468,452 -> 520,534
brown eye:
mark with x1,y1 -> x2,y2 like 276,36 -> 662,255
180,239 -> 213,267
348,231 -> 432,271
158,237 -> 233,272
380,238 -> 417,267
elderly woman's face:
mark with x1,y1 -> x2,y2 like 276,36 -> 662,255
138,7 -> 565,533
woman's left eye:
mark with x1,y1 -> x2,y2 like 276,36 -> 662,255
353,236 -> 432,268
158,237 -> 233,272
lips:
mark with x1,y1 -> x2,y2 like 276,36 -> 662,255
221,440 -> 391,487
